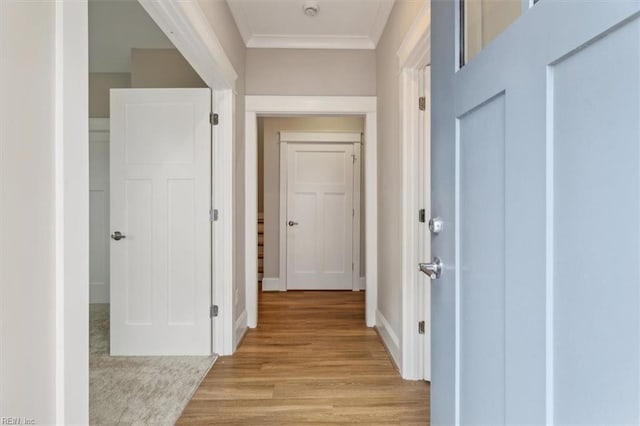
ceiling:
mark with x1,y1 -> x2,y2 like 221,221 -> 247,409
226,0 -> 395,50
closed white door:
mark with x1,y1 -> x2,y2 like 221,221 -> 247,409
286,143 -> 354,290
110,89 -> 211,356
431,1 -> 640,425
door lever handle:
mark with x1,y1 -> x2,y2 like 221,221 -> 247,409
288,220 -> 299,227
111,231 -> 126,241
419,257 -> 442,279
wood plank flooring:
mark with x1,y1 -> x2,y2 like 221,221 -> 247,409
178,291 -> 430,425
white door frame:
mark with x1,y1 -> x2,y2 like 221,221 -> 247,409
398,2 -> 431,380
277,132 -> 362,292
245,96 -> 378,328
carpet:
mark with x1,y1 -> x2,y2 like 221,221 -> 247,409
90,304 -> 216,425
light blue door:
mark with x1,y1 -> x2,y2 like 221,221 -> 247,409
430,1 -> 640,424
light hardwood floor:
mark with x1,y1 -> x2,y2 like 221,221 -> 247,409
178,291 -> 430,425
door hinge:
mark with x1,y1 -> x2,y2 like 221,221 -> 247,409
210,305 -> 219,318
419,209 -> 426,223
419,97 -> 426,111
210,113 -> 219,126
352,263 -> 354,271
210,208 -> 219,222
352,208 -> 355,218
418,320 -> 425,335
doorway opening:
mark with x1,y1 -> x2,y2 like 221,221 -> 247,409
257,117 -> 366,294
87,1 -> 216,423
244,96 -> 378,329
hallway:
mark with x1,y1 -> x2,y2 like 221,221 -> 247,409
178,291 -> 430,424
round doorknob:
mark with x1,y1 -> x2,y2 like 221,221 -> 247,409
111,231 -> 126,241
288,221 -> 299,227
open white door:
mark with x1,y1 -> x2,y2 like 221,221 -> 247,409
431,1 -> 640,424
110,89 -> 211,356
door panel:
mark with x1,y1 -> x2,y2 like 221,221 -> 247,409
458,94 -> 506,425
431,2 -> 640,425
551,18 -> 640,425
286,143 -> 354,290
110,89 -> 211,356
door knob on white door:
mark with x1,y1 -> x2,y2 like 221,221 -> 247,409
288,220 -> 299,227
419,257 -> 442,279
111,231 -> 126,241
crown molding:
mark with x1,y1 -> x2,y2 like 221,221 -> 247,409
247,34 -> 376,50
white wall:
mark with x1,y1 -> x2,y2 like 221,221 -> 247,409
197,0 -> 248,344
375,0 -> 424,356
260,117 -> 366,282
246,49 -> 376,96
1,1 -> 88,423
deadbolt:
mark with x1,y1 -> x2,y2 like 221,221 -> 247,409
428,217 -> 443,234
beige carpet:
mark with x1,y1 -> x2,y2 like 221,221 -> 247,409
90,304 -> 216,425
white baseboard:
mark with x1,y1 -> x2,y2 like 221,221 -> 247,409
376,309 -> 401,371
234,310 -> 248,350
262,277 -> 284,292
90,281 -> 109,303
359,277 -> 366,291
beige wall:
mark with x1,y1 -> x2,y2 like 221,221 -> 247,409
89,72 -> 131,118
131,48 -> 206,88
197,0 -> 248,330
246,49 -> 376,96
260,117 -> 366,281
376,0 -> 424,342
89,49 -> 205,118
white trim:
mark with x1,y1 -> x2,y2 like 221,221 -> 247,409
397,1 -> 431,68
138,0 -> 237,90
278,140 -> 288,292
398,2 -> 431,381
280,131 -> 362,143
359,277 -> 367,291
211,89 -> 235,356
261,277 -> 283,292
245,96 -> 378,328
352,141 -> 362,292
247,35 -> 375,50
278,136 -> 362,292
56,1 -> 89,423
376,309 -> 401,369
234,310 -> 248,350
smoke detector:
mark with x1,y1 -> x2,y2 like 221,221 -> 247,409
303,1 -> 319,17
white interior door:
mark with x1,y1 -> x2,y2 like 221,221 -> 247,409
431,1 -> 640,425
110,88 -> 211,356
286,143 -> 354,290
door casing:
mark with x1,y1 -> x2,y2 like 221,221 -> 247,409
245,96 -> 378,328
398,1 -> 431,381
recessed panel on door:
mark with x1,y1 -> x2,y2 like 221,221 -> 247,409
552,18 -> 640,425
458,94 -> 506,426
